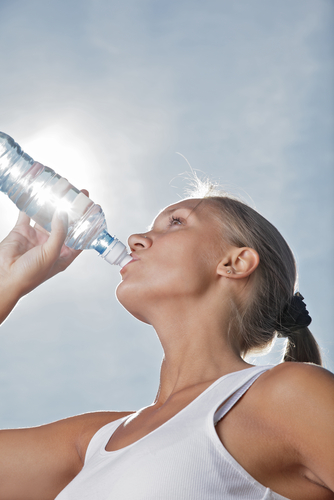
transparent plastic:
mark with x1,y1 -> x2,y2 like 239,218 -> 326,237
0,132 -> 132,267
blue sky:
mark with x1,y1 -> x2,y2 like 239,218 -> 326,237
0,0 -> 333,428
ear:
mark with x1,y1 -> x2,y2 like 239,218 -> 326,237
217,247 -> 259,279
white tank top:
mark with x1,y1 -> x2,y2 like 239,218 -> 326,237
56,365 -> 289,499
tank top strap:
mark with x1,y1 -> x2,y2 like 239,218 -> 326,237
188,365 -> 272,425
84,416 -> 128,463
213,369 -> 269,424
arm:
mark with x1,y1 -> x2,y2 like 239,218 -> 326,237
0,411 -> 132,500
216,362 -> 334,499
281,363 -> 334,492
260,363 -> 334,493
0,201 -> 125,498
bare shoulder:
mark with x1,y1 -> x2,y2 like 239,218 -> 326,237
248,362 -> 334,426
253,362 -> 334,404
250,362 -> 334,491
1,409 -> 134,464
264,360 -> 334,382
48,410 -> 135,462
215,364 -> 334,496
0,410 -> 134,500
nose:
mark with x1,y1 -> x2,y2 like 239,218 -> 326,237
128,233 -> 152,252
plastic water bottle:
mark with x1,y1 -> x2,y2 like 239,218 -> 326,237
0,132 -> 132,267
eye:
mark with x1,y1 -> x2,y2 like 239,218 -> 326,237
168,215 -> 183,226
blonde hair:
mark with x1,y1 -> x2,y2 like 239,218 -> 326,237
189,178 -> 322,365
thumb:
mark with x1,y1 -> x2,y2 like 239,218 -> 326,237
43,210 -> 69,260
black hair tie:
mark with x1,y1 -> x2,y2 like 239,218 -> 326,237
276,292 -> 312,336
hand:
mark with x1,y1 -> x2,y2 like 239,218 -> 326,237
0,211 -> 78,294
0,191 -> 88,323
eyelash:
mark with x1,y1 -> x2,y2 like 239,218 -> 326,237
168,216 -> 183,226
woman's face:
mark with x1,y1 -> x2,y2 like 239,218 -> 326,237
116,198 -> 227,323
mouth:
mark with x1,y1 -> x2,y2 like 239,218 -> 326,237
120,254 -> 139,274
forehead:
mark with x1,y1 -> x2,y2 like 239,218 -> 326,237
159,198 -> 205,217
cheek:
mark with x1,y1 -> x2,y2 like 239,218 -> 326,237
156,248 -> 216,297
116,238 -> 218,311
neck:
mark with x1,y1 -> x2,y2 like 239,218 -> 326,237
146,296 -> 252,407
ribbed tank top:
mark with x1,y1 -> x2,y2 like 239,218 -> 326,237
56,365 -> 289,499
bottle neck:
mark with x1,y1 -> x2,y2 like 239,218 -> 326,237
93,229 -> 115,254
96,231 -> 132,267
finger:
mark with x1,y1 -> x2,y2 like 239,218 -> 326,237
43,210 -> 68,261
80,189 -> 89,197
33,222 -> 50,236
16,211 -> 31,227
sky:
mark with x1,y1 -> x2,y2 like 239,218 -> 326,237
0,0 -> 333,428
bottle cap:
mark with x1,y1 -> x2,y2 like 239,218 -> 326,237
100,239 -> 132,267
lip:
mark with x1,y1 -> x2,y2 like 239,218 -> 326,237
120,254 -> 140,274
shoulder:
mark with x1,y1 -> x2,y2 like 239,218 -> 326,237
44,410 -> 134,463
249,363 -> 334,490
254,362 -> 334,403
249,362 -> 334,426
0,410 -> 134,499
216,364 -> 334,493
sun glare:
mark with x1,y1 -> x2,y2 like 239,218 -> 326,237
22,126 -> 98,192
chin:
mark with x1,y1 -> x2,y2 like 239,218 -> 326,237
116,283 -> 151,325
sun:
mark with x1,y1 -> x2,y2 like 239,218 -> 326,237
22,125 -> 98,192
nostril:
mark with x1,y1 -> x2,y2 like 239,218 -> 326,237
128,233 -> 152,251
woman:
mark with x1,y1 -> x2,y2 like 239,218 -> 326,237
0,182 -> 333,500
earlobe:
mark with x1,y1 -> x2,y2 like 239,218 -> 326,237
217,247 -> 259,279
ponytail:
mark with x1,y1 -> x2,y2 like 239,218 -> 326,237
282,327 -> 322,365
276,293 -> 322,366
